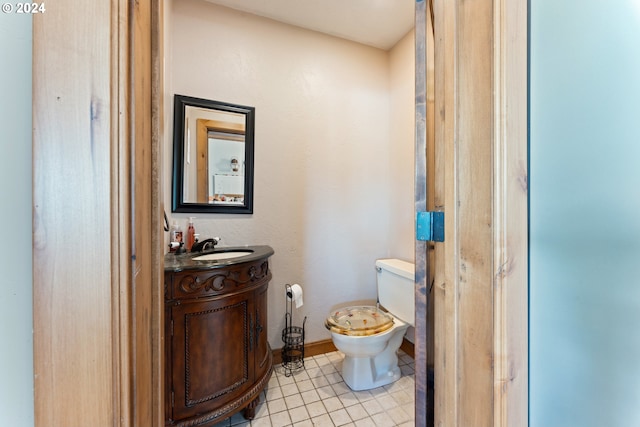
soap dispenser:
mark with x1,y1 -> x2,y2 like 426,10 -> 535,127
186,217 -> 196,251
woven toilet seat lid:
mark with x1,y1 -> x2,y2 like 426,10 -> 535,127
325,306 -> 394,336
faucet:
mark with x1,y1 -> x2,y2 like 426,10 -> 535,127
191,237 -> 221,252
202,238 -> 220,251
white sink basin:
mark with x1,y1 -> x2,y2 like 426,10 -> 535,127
192,250 -> 253,261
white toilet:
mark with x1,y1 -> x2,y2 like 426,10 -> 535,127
325,258 -> 415,391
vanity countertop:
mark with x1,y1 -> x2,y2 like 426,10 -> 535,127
164,245 -> 274,272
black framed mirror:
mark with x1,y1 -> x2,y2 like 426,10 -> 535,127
172,95 -> 255,214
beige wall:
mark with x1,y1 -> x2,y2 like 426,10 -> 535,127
389,29 -> 416,261
166,0 -> 415,346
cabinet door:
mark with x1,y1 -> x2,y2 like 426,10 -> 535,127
253,283 -> 271,382
170,293 -> 254,421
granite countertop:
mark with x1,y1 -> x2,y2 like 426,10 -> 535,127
164,245 -> 274,272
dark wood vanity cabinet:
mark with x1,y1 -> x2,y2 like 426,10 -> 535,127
164,254 -> 273,427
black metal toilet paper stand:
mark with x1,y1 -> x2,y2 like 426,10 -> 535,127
282,284 -> 307,377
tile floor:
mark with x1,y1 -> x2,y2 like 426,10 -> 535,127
212,350 -> 415,427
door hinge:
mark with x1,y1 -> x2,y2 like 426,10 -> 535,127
416,211 -> 444,242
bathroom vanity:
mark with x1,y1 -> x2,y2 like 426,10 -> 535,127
164,246 -> 274,426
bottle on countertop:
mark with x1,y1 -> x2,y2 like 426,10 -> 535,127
169,220 -> 183,252
186,217 -> 196,251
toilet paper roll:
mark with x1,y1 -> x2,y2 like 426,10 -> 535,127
286,284 -> 304,309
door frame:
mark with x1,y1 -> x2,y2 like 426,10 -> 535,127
33,0 -> 527,425
32,0 -> 164,425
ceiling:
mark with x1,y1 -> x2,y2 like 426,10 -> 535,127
202,0 -> 415,51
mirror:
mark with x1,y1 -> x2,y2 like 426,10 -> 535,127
172,94 -> 255,214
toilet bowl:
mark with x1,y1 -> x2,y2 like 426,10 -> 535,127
325,259 -> 415,391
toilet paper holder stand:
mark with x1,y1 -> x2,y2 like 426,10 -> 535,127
282,284 -> 307,377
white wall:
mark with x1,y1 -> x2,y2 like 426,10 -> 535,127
0,12 -> 34,427
166,0 -> 415,346
530,1 -> 640,426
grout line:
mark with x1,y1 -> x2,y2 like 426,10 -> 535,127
218,350 -> 415,427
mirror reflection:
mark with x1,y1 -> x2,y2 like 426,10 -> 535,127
172,95 -> 255,213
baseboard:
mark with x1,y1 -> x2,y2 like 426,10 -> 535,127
272,338 -> 415,365
272,339 -> 336,365
400,338 -> 415,358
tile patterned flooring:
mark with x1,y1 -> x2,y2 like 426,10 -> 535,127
212,350 -> 415,427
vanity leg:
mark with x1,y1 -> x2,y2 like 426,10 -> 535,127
243,396 -> 260,420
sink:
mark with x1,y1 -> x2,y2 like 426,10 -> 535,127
192,250 -> 253,261
165,246 -> 274,272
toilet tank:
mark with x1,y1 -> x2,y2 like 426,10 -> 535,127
375,259 -> 415,326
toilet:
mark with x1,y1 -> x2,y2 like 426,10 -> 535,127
325,258 -> 415,391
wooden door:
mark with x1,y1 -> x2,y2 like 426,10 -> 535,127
32,0 -> 163,426
33,2 -> 122,425
414,0 -> 528,426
